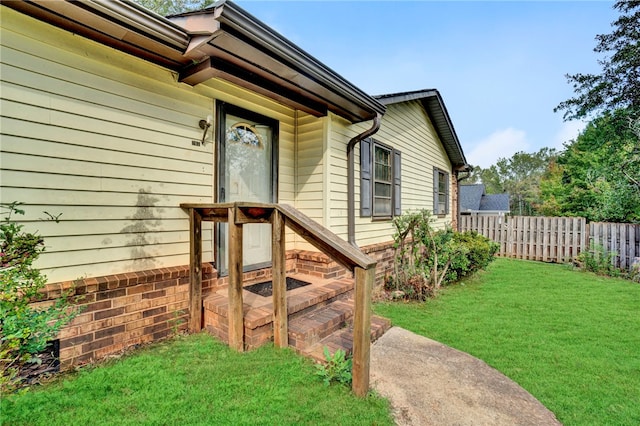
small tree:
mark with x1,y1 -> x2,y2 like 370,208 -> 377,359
391,210 -> 467,299
1,202 -> 79,392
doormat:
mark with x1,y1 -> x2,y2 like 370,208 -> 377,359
245,277 -> 311,297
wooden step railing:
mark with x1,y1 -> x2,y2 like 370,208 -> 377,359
180,202 -> 377,396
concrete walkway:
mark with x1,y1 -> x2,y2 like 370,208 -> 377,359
370,327 -> 562,426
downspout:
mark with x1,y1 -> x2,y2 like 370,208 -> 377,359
347,113 -> 382,246
454,165 -> 473,231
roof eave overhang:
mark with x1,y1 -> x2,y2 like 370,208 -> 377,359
3,0 -> 383,123
171,1 -> 385,122
2,0 -> 191,70
376,89 -> 468,167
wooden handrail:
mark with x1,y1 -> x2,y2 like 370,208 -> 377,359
180,202 -> 376,397
180,202 -> 377,270
275,204 -> 376,270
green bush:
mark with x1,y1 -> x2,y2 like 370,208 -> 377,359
1,202 -> 79,393
574,242 -> 640,281
387,210 -> 499,300
452,231 -> 500,278
577,243 -> 620,277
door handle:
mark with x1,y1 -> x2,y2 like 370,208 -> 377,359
220,187 -> 225,202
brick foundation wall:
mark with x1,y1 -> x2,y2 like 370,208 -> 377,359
41,243 -> 395,370
40,265 -> 217,369
361,240 -> 397,287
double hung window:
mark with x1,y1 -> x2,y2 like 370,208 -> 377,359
360,139 -> 401,218
433,168 -> 449,215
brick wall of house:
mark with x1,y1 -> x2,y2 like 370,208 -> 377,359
41,243 -> 396,370
361,240 -> 397,288
451,172 -> 459,231
42,265 -> 216,369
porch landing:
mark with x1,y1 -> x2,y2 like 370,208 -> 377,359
203,273 -> 390,362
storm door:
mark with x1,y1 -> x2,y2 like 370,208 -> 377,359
216,102 -> 278,275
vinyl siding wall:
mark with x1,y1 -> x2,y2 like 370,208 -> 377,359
294,112 -> 327,250
0,8 -> 297,283
327,113 -> 359,238
294,112 -> 325,224
327,101 -> 454,247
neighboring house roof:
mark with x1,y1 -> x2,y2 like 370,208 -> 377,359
3,0 -> 385,123
375,89 -> 467,168
460,184 -> 510,213
460,184 -> 485,212
479,193 -> 510,212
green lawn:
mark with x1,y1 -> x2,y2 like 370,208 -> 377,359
375,258 -> 640,426
1,334 -> 392,426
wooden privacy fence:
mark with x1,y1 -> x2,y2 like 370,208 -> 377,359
589,222 -> 640,271
459,215 -> 640,271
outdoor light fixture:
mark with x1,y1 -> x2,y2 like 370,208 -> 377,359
198,115 -> 212,145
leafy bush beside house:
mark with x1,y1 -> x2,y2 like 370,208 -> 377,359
0,202 -> 79,393
387,210 -> 498,300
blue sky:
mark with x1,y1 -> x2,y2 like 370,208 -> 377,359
236,0 -> 618,168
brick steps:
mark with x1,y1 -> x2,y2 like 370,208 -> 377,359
202,273 -> 391,360
300,314 -> 391,363
288,300 -> 353,351
203,275 -> 354,350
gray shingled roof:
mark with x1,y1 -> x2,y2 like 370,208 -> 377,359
479,193 -> 510,212
375,89 -> 467,168
460,184 -> 485,211
460,184 -> 510,213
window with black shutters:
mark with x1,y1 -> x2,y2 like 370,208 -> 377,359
360,139 -> 401,218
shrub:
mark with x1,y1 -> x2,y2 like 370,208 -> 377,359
1,202 -> 79,393
388,210 -> 499,300
452,231 -> 500,278
577,243 -> 621,277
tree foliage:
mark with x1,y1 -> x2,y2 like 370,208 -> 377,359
132,0 -> 214,16
539,109 -> 640,223
555,1 -> 640,120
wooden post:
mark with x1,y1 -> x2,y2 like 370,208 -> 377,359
228,206 -> 244,352
352,266 -> 374,397
271,209 -> 288,348
188,208 -> 202,333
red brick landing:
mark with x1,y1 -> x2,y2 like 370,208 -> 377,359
202,273 -> 390,361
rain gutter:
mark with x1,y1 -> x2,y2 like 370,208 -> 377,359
347,113 -> 382,247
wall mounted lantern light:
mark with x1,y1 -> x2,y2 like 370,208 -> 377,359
198,115 -> 212,145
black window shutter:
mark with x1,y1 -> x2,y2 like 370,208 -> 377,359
393,149 -> 401,216
445,172 -> 450,214
360,139 -> 372,217
433,168 -> 439,214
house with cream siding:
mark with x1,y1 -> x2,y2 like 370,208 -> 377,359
0,0 -> 468,371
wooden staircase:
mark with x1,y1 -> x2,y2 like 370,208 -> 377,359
181,202 -> 382,396
202,274 -> 390,361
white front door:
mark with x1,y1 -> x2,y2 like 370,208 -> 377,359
217,103 -> 278,275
